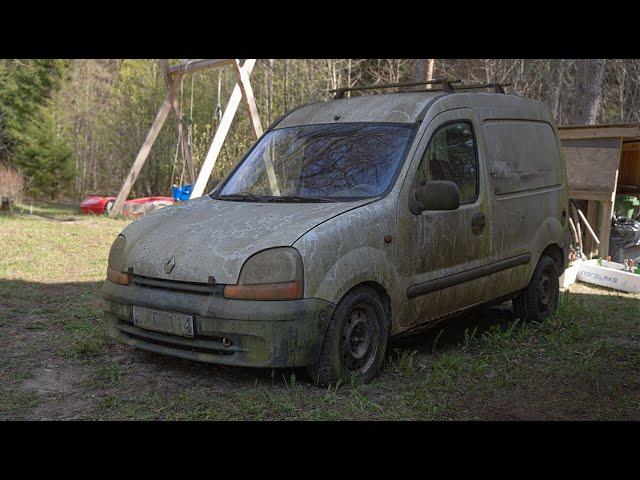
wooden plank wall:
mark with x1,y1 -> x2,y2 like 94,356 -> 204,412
618,142 -> 640,191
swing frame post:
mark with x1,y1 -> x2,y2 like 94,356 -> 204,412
191,59 -> 263,199
109,58 -> 263,217
109,79 -> 178,218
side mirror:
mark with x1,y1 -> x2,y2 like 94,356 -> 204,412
409,180 -> 460,214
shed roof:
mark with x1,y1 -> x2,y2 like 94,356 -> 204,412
558,122 -> 640,141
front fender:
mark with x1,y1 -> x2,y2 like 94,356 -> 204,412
310,246 -> 395,305
293,198 -> 400,326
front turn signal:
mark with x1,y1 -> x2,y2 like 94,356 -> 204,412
107,266 -> 130,285
224,280 -> 302,300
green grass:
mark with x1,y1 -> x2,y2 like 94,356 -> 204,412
1,202 -> 639,420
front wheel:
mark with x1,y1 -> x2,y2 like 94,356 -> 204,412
513,254 -> 559,323
308,286 -> 388,387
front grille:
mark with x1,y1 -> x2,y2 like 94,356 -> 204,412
131,274 -> 223,296
117,321 -> 238,356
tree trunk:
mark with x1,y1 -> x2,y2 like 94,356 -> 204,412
426,59 -> 435,81
412,59 -> 426,83
551,60 -> 567,123
569,59 -> 606,125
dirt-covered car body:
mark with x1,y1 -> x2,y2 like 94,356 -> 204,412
103,90 -> 570,371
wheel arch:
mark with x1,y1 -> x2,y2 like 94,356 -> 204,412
541,243 -> 565,276
339,281 -> 392,330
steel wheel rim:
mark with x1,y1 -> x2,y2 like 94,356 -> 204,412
339,303 -> 379,374
537,267 -> 555,315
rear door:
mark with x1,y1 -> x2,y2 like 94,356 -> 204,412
396,108 -> 493,326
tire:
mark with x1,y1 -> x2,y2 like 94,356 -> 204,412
104,200 -> 114,216
307,286 -> 389,387
513,255 -> 559,323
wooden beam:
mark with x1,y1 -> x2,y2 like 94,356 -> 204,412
585,200 -> 597,257
168,59 -> 235,79
558,125 -> 640,140
109,86 -> 175,217
232,59 -> 281,196
191,60 -> 257,199
599,201 -> 613,258
234,59 -> 263,137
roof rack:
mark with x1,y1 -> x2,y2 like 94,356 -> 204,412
329,79 -> 511,99
454,82 -> 511,94
329,79 -> 461,99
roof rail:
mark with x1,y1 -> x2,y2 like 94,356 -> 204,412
329,80 -> 511,99
453,82 -> 511,94
329,78 -> 461,99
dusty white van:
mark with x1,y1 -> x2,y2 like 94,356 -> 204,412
103,81 -> 571,385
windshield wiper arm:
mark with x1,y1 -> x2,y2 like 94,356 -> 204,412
265,195 -> 334,203
214,191 -> 268,202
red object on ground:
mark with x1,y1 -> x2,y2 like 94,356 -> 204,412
79,194 -> 116,215
79,195 -> 174,216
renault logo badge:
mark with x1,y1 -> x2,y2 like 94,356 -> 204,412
164,256 -> 176,274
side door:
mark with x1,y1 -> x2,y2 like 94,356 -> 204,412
396,108 -> 493,326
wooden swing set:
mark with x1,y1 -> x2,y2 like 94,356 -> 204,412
109,59 -> 264,217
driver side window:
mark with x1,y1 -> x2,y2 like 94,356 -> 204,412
416,121 -> 479,204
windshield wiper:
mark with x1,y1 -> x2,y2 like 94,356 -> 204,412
265,195 -> 334,203
213,192 -> 335,203
214,191 -> 268,202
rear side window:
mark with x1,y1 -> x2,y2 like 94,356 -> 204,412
484,120 -> 563,195
416,121 -> 479,204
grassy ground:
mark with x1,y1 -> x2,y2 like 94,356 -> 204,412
1,203 -> 639,420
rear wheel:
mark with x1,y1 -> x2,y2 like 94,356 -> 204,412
513,255 -> 559,323
308,286 -> 388,387
104,200 -> 114,216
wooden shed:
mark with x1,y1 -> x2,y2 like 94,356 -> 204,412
558,122 -> 640,258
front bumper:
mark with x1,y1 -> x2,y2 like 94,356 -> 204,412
102,280 -> 334,368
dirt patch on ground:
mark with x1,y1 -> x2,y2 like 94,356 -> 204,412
22,361 -> 95,420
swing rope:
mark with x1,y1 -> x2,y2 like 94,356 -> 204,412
187,72 -> 195,184
215,70 -> 223,121
178,76 -> 186,187
170,76 -> 185,188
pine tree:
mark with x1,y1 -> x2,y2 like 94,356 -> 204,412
16,102 -> 75,199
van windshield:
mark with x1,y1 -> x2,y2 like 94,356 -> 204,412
214,123 -> 415,202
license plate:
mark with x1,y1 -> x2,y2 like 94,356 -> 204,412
132,306 -> 194,337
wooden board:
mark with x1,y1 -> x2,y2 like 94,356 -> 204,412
561,138 -> 622,195
558,123 -> 640,140
168,59 -> 235,78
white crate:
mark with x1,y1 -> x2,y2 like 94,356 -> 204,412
560,262 -> 581,289
576,259 -> 640,294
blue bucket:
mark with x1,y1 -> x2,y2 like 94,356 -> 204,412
171,184 -> 193,201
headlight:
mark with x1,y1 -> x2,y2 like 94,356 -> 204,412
107,235 -> 129,285
224,247 -> 304,300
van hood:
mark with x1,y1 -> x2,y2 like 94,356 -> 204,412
120,195 -> 369,284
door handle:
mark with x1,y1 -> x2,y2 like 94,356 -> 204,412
471,212 -> 486,232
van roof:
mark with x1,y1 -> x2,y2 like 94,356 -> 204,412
274,91 -> 551,128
